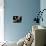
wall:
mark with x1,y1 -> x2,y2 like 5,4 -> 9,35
40,0 -> 46,45
4,0 -> 40,42
40,0 -> 46,26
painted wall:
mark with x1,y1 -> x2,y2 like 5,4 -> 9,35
40,0 -> 46,45
40,0 -> 46,26
4,0 -> 40,42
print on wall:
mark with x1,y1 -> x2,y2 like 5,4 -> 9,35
13,16 -> 22,23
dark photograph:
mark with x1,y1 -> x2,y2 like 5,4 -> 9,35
13,16 -> 22,23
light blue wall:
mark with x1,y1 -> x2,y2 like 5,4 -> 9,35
40,0 -> 46,27
40,0 -> 46,44
4,0 -> 40,42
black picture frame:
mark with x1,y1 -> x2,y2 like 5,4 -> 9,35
13,16 -> 22,23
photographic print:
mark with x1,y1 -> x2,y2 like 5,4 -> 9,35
13,16 -> 22,23
4,0 -> 46,46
